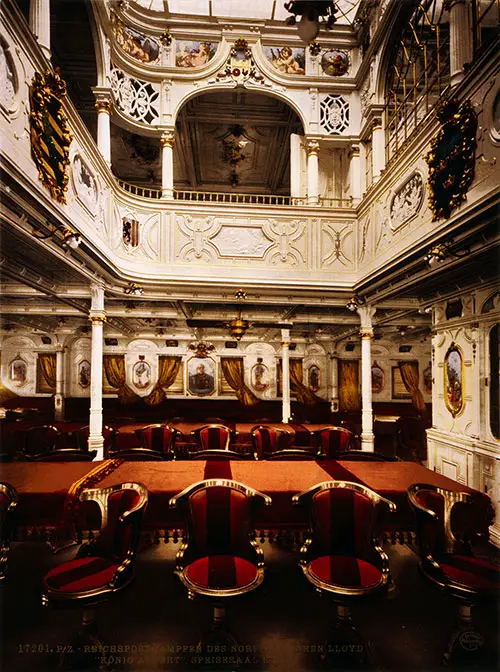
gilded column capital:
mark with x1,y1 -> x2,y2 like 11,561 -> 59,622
360,328 -> 374,339
88,310 -> 107,325
160,132 -> 175,148
94,100 -> 112,114
306,139 -> 320,156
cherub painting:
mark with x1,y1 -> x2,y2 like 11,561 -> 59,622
264,46 -> 305,75
175,41 -> 216,68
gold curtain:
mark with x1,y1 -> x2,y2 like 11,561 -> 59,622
144,356 -> 182,406
289,359 -> 318,405
339,359 -> 361,412
103,355 -> 139,404
221,358 -> 259,406
0,352 -> 18,402
39,353 -> 56,390
398,361 -> 426,414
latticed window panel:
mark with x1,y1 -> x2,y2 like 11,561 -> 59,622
385,1 -> 451,164
320,95 -> 350,134
110,68 -> 160,125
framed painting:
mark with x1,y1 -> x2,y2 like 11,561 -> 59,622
251,359 -> 269,393
264,46 -> 305,75
78,360 -> 91,389
444,343 -> 464,417
392,366 -> 411,399
175,41 -> 217,68
371,361 -> 385,394
9,357 -> 27,387
308,364 -> 320,392
188,357 -> 215,396
132,359 -> 152,390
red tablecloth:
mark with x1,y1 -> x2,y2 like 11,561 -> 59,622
0,460 -> 492,539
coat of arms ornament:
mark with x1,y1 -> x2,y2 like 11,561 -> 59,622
425,98 -> 477,221
29,69 -> 73,203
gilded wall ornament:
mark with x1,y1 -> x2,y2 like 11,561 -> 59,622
425,98 -> 477,221
29,69 -> 73,203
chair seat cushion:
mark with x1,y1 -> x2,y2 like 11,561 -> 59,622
185,555 -> 258,590
439,555 -> 500,591
308,555 -> 382,588
44,556 -> 120,594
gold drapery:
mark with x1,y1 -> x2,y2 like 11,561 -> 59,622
289,359 -> 318,405
398,361 -> 426,414
39,353 -> 56,390
144,356 -> 182,405
221,358 -> 259,406
0,352 -> 18,402
103,355 -> 139,404
339,359 -> 361,412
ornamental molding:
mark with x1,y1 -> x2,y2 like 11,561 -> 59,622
389,172 -> 424,231
110,66 -> 160,124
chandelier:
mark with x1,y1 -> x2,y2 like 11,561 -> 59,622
226,289 -> 252,341
284,1 -> 338,44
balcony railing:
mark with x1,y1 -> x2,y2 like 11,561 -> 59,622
116,180 -> 354,208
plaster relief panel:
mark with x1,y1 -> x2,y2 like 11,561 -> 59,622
321,223 -> 354,268
389,172 -> 424,231
211,224 -> 273,258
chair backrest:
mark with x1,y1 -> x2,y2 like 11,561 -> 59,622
251,425 -> 293,460
80,482 -> 148,562
294,481 -> 396,563
75,425 -> 117,454
135,424 -> 178,457
188,449 -> 247,460
193,424 -> 232,452
407,483 -> 489,559
33,449 -> 97,462
170,479 -> 271,566
23,425 -> 61,457
314,426 -> 355,458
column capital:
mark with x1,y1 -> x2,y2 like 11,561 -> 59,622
360,328 -> 374,339
305,139 -> 320,156
349,142 -> 361,157
160,131 -> 175,148
88,310 -> 107,324
93,87 -> 113,112
356,304 -> 376,330
281,327 -> 291,343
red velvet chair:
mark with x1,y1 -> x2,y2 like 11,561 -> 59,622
22,424 -> 61,459
408,483 -> 499,666
170,479 -> 271,649
251,425 -> 298,460
135,423 -> 179,459
0,482 -> 18,582
293,480 -> 396,668
191,424 -> 242,459
41,483 -> 148,667
311,426 -> 356,459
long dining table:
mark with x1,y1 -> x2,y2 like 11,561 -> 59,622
0,458 -> 493,543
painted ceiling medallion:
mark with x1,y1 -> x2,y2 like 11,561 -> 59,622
29,69 -> 73,204
425,98 -> 477,221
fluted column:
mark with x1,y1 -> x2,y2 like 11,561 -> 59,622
54,346 -> 65,421
95,99 -> 112,166
281,328 -> 291,424
349,143 -> 362,203
448,0 -> 473,86
306,139 -> 320,205
30,0 -> 51,58
89,283 -> 106,460
371,118 -> 385,182
358,305 -> 376,451
161,131 -> 175,199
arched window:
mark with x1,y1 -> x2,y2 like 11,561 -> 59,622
490,324 -> 500,440
385,1 -> 451,163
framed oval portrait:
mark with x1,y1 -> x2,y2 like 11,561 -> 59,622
133,359 -> 151,390
251,359 -> 269,392
308,364 -> 321,392
444,343 -> 464,417
78,360 -> 91,388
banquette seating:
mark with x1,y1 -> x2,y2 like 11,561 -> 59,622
408,483 -> 500,666
170,479 -> 271,649
293,480 -> 396,668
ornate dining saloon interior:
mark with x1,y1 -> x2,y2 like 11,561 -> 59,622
0,1 -> 499,671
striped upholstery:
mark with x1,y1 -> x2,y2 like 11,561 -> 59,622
93,488 -> 142,561
252,426 -> 280,459
308,555 -> 382,589
197,425 -> 231,452
44,556 -> 120,593
136,424 -> 177,456
317,427 -> 354,458
185,555 -> 258,590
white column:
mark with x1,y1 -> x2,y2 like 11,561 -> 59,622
95,100 -> 112,166
290,133 -> 302,201
306,139 -> 320,205
161,131 -> 175,199
330,355 -> 339,413
349,143 -> 362,203
448,0 -> 473,87
281,329 -> 291,424
371,118 -> 385,182
54,346 -> 65,422
357,305 -> 376,451
89,283 -> 106,460
30,0 -> 51,58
